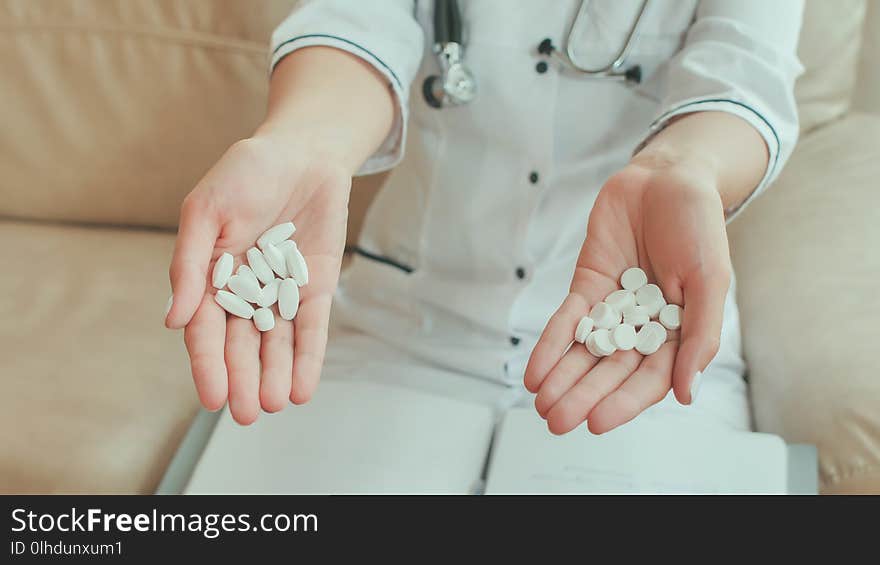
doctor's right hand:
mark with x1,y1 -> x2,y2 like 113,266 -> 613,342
163,46 -> 395,424
164,135 -> 351,424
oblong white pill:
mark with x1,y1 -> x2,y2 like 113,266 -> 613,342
257,278 -> 281,308
589,302 -> 621,330
574,316 -> 594,343
246,247 -> 276,285
211,252 -> 233,289
635,321 -> 667,355
214,290 -> 254,319
623,304 -> 651,327
277,240 -> 296,254
278,278 -> 300,320
659,303 -> 682,330
227,273 -> 263,304
253,307 -> 275,332
586,329 -> 616,357
263,244 -> 289,278
604,289 -> 635,314
620,267 -> 648,291
610,323 -> 637,351
257,222 -> 296,251
236,264 -> 260,286
284,245 -> 309,287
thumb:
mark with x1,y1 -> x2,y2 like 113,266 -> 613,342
166,196 -> 220,329
671,268 -> 731,405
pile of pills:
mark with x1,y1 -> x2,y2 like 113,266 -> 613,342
574,267 -> 682,357
210,221 -> 308,332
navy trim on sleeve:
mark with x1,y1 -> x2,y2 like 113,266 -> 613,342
651,98 -> 781,181
348,246 -> 414,274
272,33 -> 403,90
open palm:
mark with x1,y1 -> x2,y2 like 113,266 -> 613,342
165,137 -> 350,424
524,161 -> 732,434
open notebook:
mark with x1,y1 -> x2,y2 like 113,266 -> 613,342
184,380 -> 788,494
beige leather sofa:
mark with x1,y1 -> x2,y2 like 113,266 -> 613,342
1,1 -> 878,494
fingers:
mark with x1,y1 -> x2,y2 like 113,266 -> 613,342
587,341 -> 676,434
524,293 -> 588,393
534,344 -> 600,418
290,293 -> 332,404
546,349 -> 642,435
225,316 -> 262,425
259,316 -> 294,413
183,293 -> 229,411
672,270 -> 730,405
166,196 -> 220,329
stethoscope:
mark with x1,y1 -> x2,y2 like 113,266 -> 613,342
423,0 -> 649,109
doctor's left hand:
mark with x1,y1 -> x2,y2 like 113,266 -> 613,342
524,153 -> 733,435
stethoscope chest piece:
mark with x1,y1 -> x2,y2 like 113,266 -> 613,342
423,0 -> 476,108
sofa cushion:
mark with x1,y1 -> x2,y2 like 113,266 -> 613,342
0,220 -> 197,493
796,0 -> 867,132
0,0 -> 296,229
729,113 -> 880,493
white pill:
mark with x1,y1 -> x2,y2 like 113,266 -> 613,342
214,290 -> 254,319
211,252 -> 233,289
635,321 -> 667,355
278,278 -> 300,320
253,307 -> 275,332
263,244 -> 289,278
236,264 -> 260,286
257,221 -> 296,251
610,323 -> 637,351
586,329 -> 616,357
227,273 -> 263,304
659,303 -> 682,330
284,244 -> 309,287
246,247 -> 276,285
590,302 -> 621,330
622,304 -> 651,327
604,289 -> 635,314
642,295 -> 667,319
257,278 -> 281,308
620,267 -> 648,291
636,283 -> 664,306
277,239 -> 296,254
574,316 -> 594,343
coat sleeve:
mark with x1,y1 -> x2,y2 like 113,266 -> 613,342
637,0 -> 804,219
270,0 -> 424,175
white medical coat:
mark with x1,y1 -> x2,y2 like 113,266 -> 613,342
271,0 -> 803,386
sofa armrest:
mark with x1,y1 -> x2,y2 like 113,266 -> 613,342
729,112 -> 880,493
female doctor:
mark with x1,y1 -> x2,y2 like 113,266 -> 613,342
165,0 -> 802,439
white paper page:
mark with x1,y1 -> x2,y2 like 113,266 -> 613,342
485,409 -> 788,494
185,380 -> 494,494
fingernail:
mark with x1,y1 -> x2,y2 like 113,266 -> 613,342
689,371 -> 703,405
164,295 -> 174,319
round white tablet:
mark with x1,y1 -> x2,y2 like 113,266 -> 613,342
604,289 -> 635,314
659,303 -> 682,330
635,283 -> 664,307
574,316 -> 594,343
586,329 -> 616,357
610,323 -> 637,351
620,267 -> 648,291
590,302 -> 622,330
635,321 -> 667,355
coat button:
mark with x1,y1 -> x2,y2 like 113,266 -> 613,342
529,171 -> 539,184
535,61 -> 548,74
510,336 -> 521,346
516,267 -> 526,279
